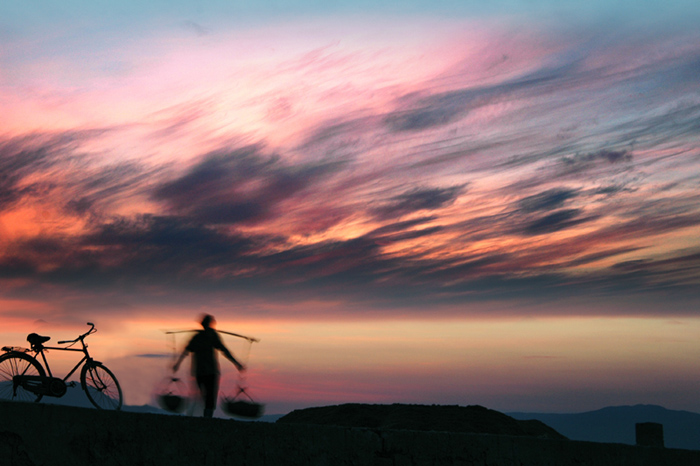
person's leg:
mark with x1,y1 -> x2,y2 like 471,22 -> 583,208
196,375 -> 211,417
198,374 -> 219,417
203,375 -> 219,418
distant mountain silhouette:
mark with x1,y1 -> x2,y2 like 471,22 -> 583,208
39,385 -> 282,419
41,385 -> 166,414
40,385 -> 106,408
508,405 -> 700,451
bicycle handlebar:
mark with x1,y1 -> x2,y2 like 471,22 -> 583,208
57,322 -> 97,344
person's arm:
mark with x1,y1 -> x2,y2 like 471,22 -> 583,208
173,349 -> 188,372
213,334 -> 245,371
220,345 -> 245,371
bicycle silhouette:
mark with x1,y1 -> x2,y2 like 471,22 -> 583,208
0,322 -> 122,410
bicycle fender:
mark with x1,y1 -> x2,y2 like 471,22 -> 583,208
1,347 -> 31,354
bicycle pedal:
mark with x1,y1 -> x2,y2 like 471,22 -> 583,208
67,381 -> 77,388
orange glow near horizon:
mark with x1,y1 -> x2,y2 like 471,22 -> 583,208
4,315 -> 698,413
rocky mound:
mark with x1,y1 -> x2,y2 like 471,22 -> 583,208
277,403 -> 567,440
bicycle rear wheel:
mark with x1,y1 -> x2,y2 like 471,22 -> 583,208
81,362 -> 122,410
0,352 -> 45,402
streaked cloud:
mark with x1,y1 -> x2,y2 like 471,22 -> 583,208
152,145 -> 345,225
0,14 -> 698,323
516,188 -> 580,213
371,186 -> 465,220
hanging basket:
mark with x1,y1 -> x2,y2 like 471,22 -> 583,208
155,377 -> 189,414
159,394 -> 186,413
224,400 -> 264,418
222,386 -> 265,419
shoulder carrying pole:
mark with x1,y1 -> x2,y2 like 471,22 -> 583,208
164,329 -> 259,343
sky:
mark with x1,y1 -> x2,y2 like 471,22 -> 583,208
1,1 -> 700,415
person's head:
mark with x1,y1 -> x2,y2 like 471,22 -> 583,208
200,314 -> 216,329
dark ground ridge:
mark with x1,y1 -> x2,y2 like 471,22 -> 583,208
277,402 -> 567,439
4,401 -> 700,466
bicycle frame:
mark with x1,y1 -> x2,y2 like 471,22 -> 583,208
35,340 -> 93,383
2,322 -> 123,409
13,323 -> 99,397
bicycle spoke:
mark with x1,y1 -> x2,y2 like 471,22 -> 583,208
82,363 -> 122,410
0,353 -> 44,402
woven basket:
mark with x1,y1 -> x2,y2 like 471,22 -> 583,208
223,399 -> 265,418
155,377 -> 188,413
158,394 -> 186,413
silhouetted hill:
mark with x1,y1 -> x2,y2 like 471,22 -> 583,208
5,401 -> 700,465
277,403 -> 567,439
508,405 -> 700,450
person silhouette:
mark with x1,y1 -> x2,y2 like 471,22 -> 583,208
173,314 -> 245,417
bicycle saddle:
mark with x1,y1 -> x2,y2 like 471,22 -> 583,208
27,333 -> 51,348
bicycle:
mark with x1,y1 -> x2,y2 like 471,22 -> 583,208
0,322 -> 122,410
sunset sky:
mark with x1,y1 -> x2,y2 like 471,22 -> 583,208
2,1 -> 700,415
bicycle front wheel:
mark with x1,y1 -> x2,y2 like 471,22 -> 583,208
0,352 -> 46,403
81,362 -> 122,410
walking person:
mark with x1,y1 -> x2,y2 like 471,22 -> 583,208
173,314 -> 245,417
